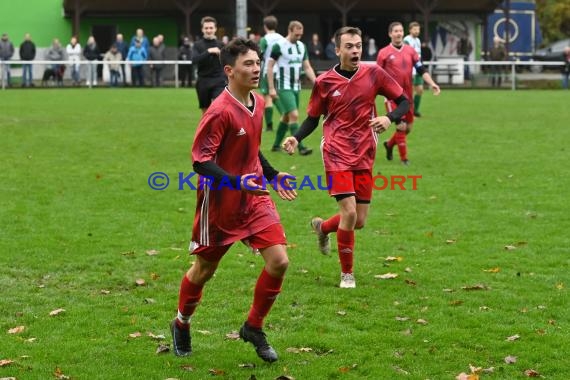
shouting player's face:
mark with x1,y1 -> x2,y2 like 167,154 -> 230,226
336,33 -> 362,71
389,24 -> 405,47
225,49 -> 261,90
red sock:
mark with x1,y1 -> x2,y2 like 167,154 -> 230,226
388,131 -> 397,148
321,214 -> 340,235
337,228 -> 355,273
247,268 -> 284,329
176,275 -> 203,329
394,130 -> 407,161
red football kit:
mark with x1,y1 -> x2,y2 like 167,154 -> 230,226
191,88 -> 282,248
307,63 -> 403,173
376,43 -> 420,123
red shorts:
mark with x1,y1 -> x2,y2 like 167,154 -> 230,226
325,169 -> 373,202
191,223 -> 286,262
385,99 -> 414,125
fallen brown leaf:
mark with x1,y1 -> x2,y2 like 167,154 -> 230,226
100,289 -> 111,295
524,369 -> 540,377
135,279 -> 146,286
393,366 -> 410,375
25,337 -> 37,343
504,355 -> 517,364
401,328 -> 412,335
548,319 -> 556,325
208,368 -> 225,376
443,288 -> 455,292
238,363 -> 255,369
506,334 -> 520,341
483,267 -> 500,273
225,331 -> 240,340
144,298 -> 156,304
129,332 -> 142,338
146,249 -> 160,256
336,310 -> 347,316
556,282 -> 564,290
504,245 -> 517,251
8,326 -> 25,334
54,367 -> 70,379
180,364 -> 195,371
385,256 -> 403,262
49,308 -> 65,316
461,284 -> 489,291
455,372 -> 479,380
196,329 -> 212,335
536,329 -> 546,335
405,279 -> 416,286
0,359 -> 15,367
446,239 -> 456,244
147,332 -> 165,340
339,364 -> 357,373
150,272 -> 160,280
404,267 -> 412,273
416,319 -> 428,325
155,343 -> 170,354
374,273 -> 399,279
450,300 -> 463,306
395,316 -> 410,321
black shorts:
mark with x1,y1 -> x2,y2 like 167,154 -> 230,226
196,77 -> 226,109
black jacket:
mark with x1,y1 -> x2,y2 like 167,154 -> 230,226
83,44 -> 100,61
192,37 -> 225,79
19,40 -> 36,60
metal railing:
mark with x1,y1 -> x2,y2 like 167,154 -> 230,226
0,59 -> 565,90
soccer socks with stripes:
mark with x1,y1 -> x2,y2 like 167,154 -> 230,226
337,228 -> 355,274
247,268 -> 284,329
321,214 -> 341,235
273,121 -> 289,149
176,275 -> 203,329
264,107 -> 273,129
394,130 -> 408,161
414,94 -> 421,113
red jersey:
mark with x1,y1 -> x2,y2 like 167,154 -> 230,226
307,64 -> 403,171
191,88 -> 281,247
376,44 -> 420,101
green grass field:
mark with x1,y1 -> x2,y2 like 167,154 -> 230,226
1,88 -> 568,380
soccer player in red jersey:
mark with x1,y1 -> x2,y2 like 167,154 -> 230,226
170,38 -> 297,363
282,26 -> 409,288
376,21 -> 440,165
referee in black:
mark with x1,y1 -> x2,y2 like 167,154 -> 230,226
192,16 -> 227,113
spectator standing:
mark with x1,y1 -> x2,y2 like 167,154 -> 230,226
104,44 -> 122,87
130,28 -> 150,55
489,36 -> 506,87
66,36 -> 82,86
324,36 -> 336,60
83,36 -> 100,86
45,38 -> 65,86
149,36 -> 165,87
19,33 -> 36,87
115,33 -> 129,86
178,36 -> 193,87
127,40 -> 147,87
308,33 -> 323,60
0,33 -> 15,87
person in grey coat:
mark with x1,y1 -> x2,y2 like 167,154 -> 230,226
0,33 -> 15,86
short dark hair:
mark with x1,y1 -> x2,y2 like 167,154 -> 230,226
388,22 -> 403,33
409,21 -> 420,30
220,37 -> 261,67
263,15 -> 278,31
334,26 -> 362,47
201,16 -> 217,27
